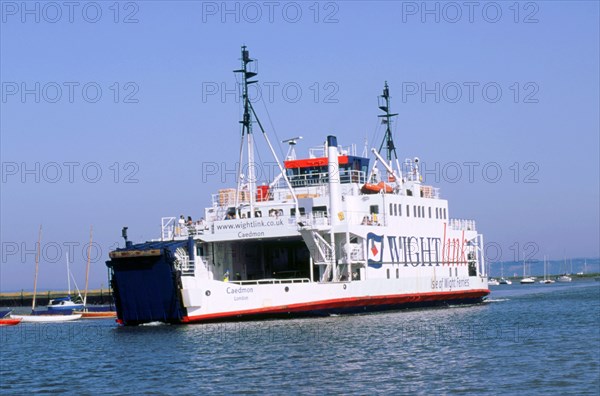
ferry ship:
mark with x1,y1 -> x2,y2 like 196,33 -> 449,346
106,47 -> 490,325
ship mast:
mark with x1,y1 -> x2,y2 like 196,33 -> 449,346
369,82 -> 402,185
235,46 -> 257,217
233,46 -> 299,216
377,82 -> 399,164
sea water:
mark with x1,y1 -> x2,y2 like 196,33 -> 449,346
1,281 -> 598,395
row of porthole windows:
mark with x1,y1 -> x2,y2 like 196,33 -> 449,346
388,203 -> 447,220
385,267 -> 459,279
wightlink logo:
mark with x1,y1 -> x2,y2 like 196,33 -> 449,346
367,232 -> 469,268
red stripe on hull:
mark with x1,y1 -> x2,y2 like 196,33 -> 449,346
181,289 -> 490,323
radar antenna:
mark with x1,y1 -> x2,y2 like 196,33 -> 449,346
282,136 -> 303,160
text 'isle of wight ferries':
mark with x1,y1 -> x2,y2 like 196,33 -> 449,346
431,278 -> 471,290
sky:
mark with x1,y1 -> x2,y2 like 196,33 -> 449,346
1,1 -> 599,291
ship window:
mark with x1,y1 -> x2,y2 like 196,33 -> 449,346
399,204 -> 402,216
449,268 -> 452,277
443,208 -> 447,219
413,206 -> 417,217
396,268 -> 399,278
291,207 -> 306,216
370,205 -> 379,214
428,207 -> 432,218
196,245 -> 204,256
455,268 -> 458,276
436,208 -> 439,219
406,205 -> 410,217
313,206 -> 328,216
390,203 -> 393,215
394,204 -> 398,216
386,269 -> 390,279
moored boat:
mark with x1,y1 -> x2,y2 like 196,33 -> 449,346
556,274 -> 572,283
73,310 -> 117,319
539,255 -> 555,284
14,225 -> 82,323
11,313 -> 82,323
47,296 -> 84,312
0,318 -> 21,326
47,252 -> 84,312
520,259 -> 535,284
106,48 -> 490,326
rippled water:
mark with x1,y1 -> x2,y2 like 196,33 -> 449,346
2,281 -> 599,395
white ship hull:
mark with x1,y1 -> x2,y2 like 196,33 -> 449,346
180,277 -> 488,323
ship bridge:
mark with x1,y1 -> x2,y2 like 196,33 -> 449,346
284,155 -> 369,188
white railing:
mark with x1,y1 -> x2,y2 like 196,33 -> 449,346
161,217 -> 176,240
288,169 -> 366,188
298,212 -> 330,227
228,278 -> 311,285
449,218 -> 477,231
420,185 -> 441,199
161,217 -> 207,240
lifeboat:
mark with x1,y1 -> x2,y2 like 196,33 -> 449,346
361,181 -> 393,194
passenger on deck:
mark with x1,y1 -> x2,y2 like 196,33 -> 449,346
176,215 -> 185,236
187,216 -> 193,226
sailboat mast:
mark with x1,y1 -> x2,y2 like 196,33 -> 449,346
83,225 -> 93,307
66,251 -> 71,296
31,225 -> 42,312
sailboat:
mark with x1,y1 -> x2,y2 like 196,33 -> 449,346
520,259 -> 535,284
11,226 -> 81,323
73,226 -> 117,319
539,255 -> 555,284
487,262 -> 500,285
498,262 -> 512,284
556,255 -> 572,282
47,252 -> 84,311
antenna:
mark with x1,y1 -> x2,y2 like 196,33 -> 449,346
283,136 -> 303,160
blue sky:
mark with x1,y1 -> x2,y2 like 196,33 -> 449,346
1,1 -> 599,291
